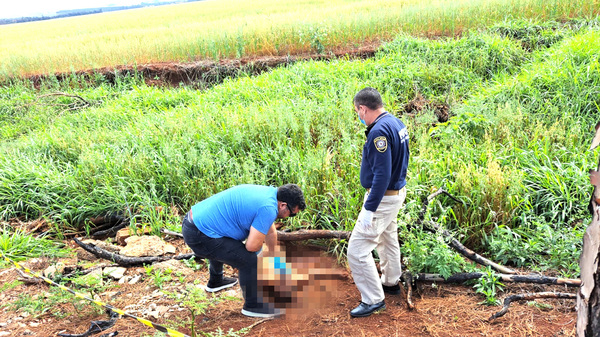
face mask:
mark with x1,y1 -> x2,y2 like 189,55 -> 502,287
357,109 -> 366,125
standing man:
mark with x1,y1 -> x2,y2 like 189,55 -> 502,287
181,183 -> 306,318
348,87 -> 410,317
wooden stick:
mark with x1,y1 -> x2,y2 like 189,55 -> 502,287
424,221 -> 516,274
416,272 -> 581,287
489,292 -> 576,321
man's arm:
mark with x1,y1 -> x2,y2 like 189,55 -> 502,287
246,226 -> 266,252
264,224 -> 277,252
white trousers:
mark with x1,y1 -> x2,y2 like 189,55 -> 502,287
347,187 -> 406,305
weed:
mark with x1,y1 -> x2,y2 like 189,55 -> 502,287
474,266 -> 505,306
0,279 -> 22,292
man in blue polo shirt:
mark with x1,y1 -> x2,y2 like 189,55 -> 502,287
181,183 -> 306,318
348,87 -> 410,317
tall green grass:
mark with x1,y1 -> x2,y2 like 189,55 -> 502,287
1,19 -> 599,276
0,0 -> 598,78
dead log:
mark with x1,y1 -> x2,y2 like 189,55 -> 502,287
424,220 -> 516,274
91,215 -> 128,240
73,237 -> 194,267
416,272 -> 581,287
161,228 -> 351,241
415,188 -> 515,274
577,121 -> 600,337
489,291 -> 576,321
276,229 -> 351,241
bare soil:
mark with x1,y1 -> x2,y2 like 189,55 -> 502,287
0,236 -> 577,337
23,44 -> 381,89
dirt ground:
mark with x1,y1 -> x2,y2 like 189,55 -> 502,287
0,236 -> 577,337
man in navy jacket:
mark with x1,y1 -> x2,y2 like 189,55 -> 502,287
348,87 -> 410,317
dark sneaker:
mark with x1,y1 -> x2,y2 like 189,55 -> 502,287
382,283 -> 400,295
350,301 -> 386,318
206,276 -> 238,293
241,303 -> 282,318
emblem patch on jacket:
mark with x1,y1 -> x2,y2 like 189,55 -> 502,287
374,136 -> 388,152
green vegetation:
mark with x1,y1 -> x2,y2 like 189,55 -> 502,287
1,15 -> 599,280
474,266 -> 505,305
0,0 -> 598,78
0,225 -> 69,265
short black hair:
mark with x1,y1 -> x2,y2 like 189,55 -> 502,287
353,87 -> 384,110
277,184 -> 306,210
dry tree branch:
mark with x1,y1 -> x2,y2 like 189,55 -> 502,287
416,272 -> 580,287
489,292 -> 576,321
73,237 -> 194,267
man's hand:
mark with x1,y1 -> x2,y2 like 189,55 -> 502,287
357,208 -> 374,230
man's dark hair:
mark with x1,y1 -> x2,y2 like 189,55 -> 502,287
353,87 -> 384,110
277,184 -> 306,210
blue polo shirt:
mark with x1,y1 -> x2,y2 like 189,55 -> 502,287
190,185 -> 278,240
360,112 -> 410,212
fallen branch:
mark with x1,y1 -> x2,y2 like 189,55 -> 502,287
489,292 -> 576,321
58,309 -> 119,337
160,228 -> 351,242
276,229 -> 351,241
425,221 -> 516,274
16,268 -> 42,284
402,271 -> 415,310
73,237 -> 194,267
414,189 -> 515,274
161,228 -> 184,238
416,272 -> 581,287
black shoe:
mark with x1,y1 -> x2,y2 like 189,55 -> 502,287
241,303 -> 282,318
382,283 -> 400,295
206,276 -> 238,293
350,301 -> 386,318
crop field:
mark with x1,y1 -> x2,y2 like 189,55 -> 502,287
1,0 -> 600,335
0,0 -> 598,78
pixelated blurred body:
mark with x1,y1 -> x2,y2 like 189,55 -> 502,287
257,244 -> 344,317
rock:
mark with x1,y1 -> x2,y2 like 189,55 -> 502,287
43,262 -> 65,278
157,305 -> 169,314
115,227 -> 153,246
120,236 -> 177,257
118,276 -> 131,284
73,268 -> 103,285
0,332 -> 9,336
152,260 -> 193,276
29,322 -> 39,327
128,275 -> 141,284
103,267 -> 127,280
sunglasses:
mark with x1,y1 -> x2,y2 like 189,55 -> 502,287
285,204 -> 297,217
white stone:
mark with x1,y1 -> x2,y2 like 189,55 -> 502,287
128,275 -> 141,284
103,267 -> 126,280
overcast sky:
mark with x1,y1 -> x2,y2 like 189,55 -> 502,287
1,0 -> 143,19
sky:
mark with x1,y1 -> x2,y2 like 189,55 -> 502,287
1,0 -> 143,19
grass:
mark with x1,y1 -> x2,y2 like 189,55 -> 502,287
0,0 -> 598,78
1,17 -> 599,277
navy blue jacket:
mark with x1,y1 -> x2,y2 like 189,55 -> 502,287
360,112 -> 410,212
